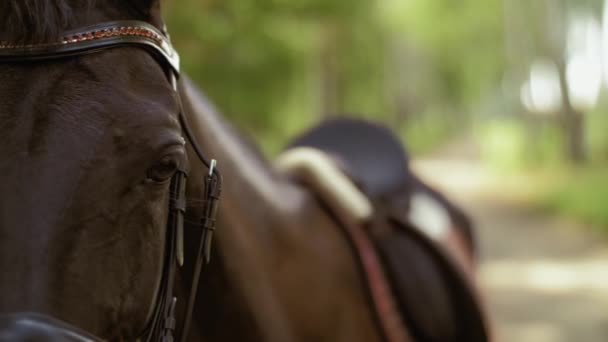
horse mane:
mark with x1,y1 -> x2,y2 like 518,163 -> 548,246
0,0 -> 152,43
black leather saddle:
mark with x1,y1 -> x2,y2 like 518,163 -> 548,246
287,117 -> 413,200
282,117 -> 489,342
286,117 -> 475,253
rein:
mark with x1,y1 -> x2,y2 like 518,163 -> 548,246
0,20 -> 222,342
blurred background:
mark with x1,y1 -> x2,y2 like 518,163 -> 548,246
166,0 -> 608,341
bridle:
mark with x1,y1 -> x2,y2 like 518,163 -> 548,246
0,20 -> 222,342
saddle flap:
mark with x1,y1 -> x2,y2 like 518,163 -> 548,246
279,118 -> 490,342
375,216 -> 490,342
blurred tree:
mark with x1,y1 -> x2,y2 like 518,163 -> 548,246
165,0 -> 378,139
164,0 -> 505,153
504,0 -> 604,164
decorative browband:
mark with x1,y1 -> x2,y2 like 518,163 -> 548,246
0,25 -> 164,48
0,20 -> 180,76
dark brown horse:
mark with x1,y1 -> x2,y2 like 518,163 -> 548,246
0,1 -> 220,340
0,1 -> 491,341
178,86 -> 491,341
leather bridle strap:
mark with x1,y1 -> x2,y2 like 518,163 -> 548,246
0,20 -> 222,342
0,20 -> 179,74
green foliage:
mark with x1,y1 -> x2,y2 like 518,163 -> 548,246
480,104 -> 608,170
479,110 -> 608,228
400,106 -> 459,154
587,105 -> 608,163
165,0 -> 380,144
479,117 -> 570,171
163,0 -> 608,228
540,166 -> 608,229
164,0 -> 506,153
478,119 -> 528,171
379,0 -> 506,107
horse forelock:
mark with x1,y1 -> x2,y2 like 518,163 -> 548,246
0,0 -> 155,43
0,1 -> 75,43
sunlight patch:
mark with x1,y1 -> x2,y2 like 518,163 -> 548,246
480,258 -> 608,293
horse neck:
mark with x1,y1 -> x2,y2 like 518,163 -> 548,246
179,77 -> 384,342
180,76 -> 309,254
180,77 -> 303,341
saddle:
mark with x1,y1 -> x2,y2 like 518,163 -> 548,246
277,118 -> 491,342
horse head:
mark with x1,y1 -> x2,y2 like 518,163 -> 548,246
0,1 -> 218,340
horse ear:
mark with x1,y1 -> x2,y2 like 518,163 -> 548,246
132,0 -> 163,28
132,0 -> 160,14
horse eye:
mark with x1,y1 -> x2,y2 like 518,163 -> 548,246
146,156 -> 179,183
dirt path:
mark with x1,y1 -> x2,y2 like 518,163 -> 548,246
412,139 -> 608,342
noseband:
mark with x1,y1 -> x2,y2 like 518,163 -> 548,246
0,21 -> 222,342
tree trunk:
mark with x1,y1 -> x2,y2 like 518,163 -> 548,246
563,110 -> 586,163
542,0 -> 587,164
556,59 -> 587,163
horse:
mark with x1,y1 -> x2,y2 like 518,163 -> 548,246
0,1 -> 220,340
175,91 -> 492,341
0,1 -> 491,341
